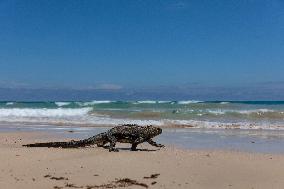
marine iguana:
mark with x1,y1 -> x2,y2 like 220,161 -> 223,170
23,124 -> 164,152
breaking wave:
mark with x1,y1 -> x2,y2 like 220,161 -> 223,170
177,100 -> 203,104
132,100 -> 204,104
0,100 -> 284,130
135,101 -> 157,104
55,102 -> 71,107
220,102 -> 230,104
76,101 -> 114,106
0,114 -> 283,130
206,109 -> 277,115
0,108 -> 92,117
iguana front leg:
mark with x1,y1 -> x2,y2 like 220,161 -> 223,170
107,133 -> 119,152
147,139 -> 165,148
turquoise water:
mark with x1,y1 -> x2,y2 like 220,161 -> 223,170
1,100 -> 284,130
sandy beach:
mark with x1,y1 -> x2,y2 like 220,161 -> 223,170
0,131 -> 284,189
2,0 -> 284,188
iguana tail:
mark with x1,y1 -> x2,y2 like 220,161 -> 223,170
22,140 -> 88,148
23,132 -> 108,148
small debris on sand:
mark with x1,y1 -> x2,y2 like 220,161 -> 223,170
65,183 -> 83,188
151,181 -> 157,185
54,186 -> 63,189
143,173 -> 160,179
50,176 -> 68,180
115,178 -> 148,188
44,174 -> 68,180
85,178 -> 148,188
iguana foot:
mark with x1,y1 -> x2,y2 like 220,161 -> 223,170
109,148 -> 119,152
131,143 -> 138,151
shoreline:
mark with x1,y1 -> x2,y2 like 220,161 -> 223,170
1,131 -> 284,189
2,124 -> 284,154
2,121 -> 284,130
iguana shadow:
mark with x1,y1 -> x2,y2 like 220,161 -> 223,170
102,145 -> 159,152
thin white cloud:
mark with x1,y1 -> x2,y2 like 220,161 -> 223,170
166,1 -> 188,10
94,84 -> 123,90
0,80 -> 31,88
82,83 -> 123,90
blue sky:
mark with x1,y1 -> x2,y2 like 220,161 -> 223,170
1,0 -> 284,92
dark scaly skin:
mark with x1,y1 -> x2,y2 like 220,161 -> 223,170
23,132 -> 108,148
23,124 -> 164,152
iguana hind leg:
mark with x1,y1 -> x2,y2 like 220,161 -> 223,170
107,133 -> 118,152
97,141 -> 108,147
131,143 -> 138,151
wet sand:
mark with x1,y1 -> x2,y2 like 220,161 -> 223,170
1,131 -> 284,189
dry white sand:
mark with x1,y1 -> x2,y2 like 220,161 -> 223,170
1,131 -> 284,189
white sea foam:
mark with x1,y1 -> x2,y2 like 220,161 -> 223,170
178,100 -> 203,104
0,113 -> 283,130
237,109 -> 275,114
220,102 -> 230,104
6,102 -> 14,105
136,101 -> 157,104
55,102 -> 71,107
0,108 -> 92,117
207,109 -> 226,115
157,101 -> 172,103
0,102 -> 283,131
163,119 -> 284,130
77,101 -> 114,106
90,100 -> 113,104
137,100 -> 156,104
206,109 -> 275,115
0,115 -> 163,127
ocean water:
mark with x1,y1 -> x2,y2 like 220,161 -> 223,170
1,100 -> 284,130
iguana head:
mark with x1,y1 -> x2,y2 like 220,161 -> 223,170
146,125 -> 162,137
